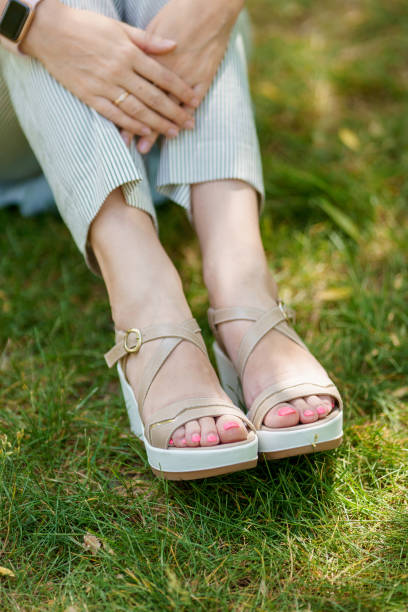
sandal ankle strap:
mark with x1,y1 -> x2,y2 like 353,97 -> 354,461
104,318 -> 206,368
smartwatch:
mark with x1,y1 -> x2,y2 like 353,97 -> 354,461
0,0 -> 44,53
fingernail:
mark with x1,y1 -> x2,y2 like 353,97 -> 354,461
223,421 -> 240,431
167,128 -> 179,138
141,126 -> 151,136
138,139 -> 150,153
207,434 -> 218,443
304,410 -> 315,417
190,97 -> 200,107
317,406 -> 327,415
192,433 -> 201,442
181,438 -> 187,445
278,406 -> 296,416
162,38 -> 176,47
184,120 -> 194,130
169,439 -> 174,445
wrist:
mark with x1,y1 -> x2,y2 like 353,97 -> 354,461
19,0 -> 66,57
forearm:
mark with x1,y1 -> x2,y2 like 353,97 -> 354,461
220,0 -> 245,17
196,0 -> 245,28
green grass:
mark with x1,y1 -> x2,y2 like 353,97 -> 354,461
1,0 -> 408,609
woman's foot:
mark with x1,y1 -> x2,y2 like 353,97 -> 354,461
91,190 -> 248,448
191,180 -> 336,429
124,324 -> 248,447
212,294 -> 335,428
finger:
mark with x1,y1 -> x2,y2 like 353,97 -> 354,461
122,24 -> 177,55
133,53 -> 200,108
92,97 -> 153,137
167,92 -> 196,117
193,82 -> 210,105
138,132 -> 159,155
182,83 -> 208,112
123,73 -> 195,128
182,104 -> 196,117
118,92 -> 181,137
120,130 -> 133,147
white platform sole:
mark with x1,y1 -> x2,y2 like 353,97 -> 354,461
117,364 -> 258,480
213,341 -> 343,458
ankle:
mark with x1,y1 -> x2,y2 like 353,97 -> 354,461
111,276 -> 191,331
204,257 -> 278,308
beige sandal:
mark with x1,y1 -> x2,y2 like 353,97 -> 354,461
104,318 -> 258,479
208,302 -> 343,459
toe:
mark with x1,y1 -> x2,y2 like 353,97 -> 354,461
216,415 -> 247,444
199,417 -> 220,446
172,426 -> 187,447
305,395 -> 333,419
292,398 -> 318,424
319,394 -> 336,413
263,403 -> 300,428
184,420 -> 201,446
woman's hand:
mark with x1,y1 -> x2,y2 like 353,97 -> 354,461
130,0 -> 244,153
21,0 -> 199,137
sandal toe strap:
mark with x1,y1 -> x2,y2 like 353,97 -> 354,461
236,308 -> 308,379
248,379 -> 343,429
208,304 -> 308,379
144,398 -> 255,448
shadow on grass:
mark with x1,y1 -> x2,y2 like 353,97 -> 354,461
152,448 -> 340,535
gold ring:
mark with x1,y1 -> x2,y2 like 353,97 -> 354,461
114,91 -> 130,106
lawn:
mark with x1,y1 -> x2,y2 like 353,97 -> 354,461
1,0 -> 408,610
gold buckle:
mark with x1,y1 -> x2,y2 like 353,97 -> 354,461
124,328 -> 142,353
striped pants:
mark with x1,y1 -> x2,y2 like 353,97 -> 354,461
0,0 -> 264,272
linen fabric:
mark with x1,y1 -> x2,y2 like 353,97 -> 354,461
0,0 -> 264,272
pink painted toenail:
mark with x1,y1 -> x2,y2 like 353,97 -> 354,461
169,439 -> 174,445
223,421 -> 240,431
192,433 -> 201,442
317,406 -> 327,415
304,410 -> 315,417
278,406 -> 296,416
207,434 -> 218,443
181,438 -> 187,445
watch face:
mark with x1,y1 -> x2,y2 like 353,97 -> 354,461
0,0 -> 30,41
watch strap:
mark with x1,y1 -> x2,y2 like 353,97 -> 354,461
0,0 -> 45,54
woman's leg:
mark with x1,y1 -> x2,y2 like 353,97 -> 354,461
0,59 -> 43,182
1,2 -> 248,446
143,4 -> 335,428
154,10 -> 264,214
89,188 -> 248,447
191,180 -> 334,428
0,0 -> 155,272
